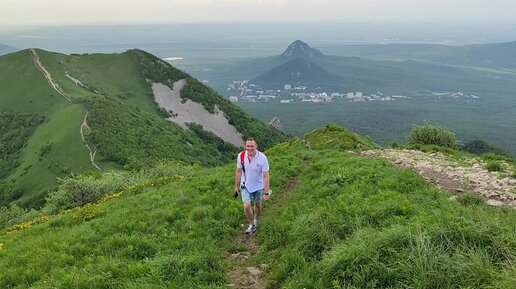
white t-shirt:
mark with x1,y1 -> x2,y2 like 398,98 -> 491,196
236,150 -> 269,193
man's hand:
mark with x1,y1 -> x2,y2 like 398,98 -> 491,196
234,185 -> 240,198
263,192 -> 270,202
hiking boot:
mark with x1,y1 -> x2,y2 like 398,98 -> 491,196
245,224 -> 256,234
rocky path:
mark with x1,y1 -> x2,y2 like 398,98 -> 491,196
29,49 -> 71,102
225,161 -> 309,288
361,149 -> 516,208
80,111 -> 102,172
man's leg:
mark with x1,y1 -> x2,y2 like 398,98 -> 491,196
254,203 -> 261,225
252,189 -> 263,225
243,202 -> 254,224
241,188 -> 254,225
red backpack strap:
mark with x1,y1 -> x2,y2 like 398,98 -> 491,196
240,151 -> 246,173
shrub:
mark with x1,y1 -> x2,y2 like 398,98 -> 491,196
461,140 -> 507,156
456,194 -> 485,206
406,122 -> 460,149
485,161 -> 504,172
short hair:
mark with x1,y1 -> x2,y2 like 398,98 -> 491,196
246,137 -> 257,145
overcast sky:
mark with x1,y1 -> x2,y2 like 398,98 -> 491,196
1,0 -> 515,26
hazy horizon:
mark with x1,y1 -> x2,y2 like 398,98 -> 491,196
2,0 -> 516,26
2,22 -> 516,54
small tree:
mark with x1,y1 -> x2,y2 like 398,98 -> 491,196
406,121 -> 460,149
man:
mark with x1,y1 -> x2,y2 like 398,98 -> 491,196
234,137 -> 270,234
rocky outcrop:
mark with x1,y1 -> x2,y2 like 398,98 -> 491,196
268,116 -> 282,130
361,149 -> 516,208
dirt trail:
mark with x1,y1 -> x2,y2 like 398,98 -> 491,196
29,49 -> 102,171
361,149 -> 516,208
225,161 -> 309,289
80,111 -> 102,172
29,49 -> 71,102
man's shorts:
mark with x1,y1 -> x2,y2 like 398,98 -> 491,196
241,187 -> 263,204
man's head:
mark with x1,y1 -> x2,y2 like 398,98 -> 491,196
246,137 -> 258,156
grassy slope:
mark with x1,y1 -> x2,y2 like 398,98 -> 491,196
36,50 -> 158,114
0,50 -> 93,207
304,123 -> 380,151
0,150 -> 303,288
0,136 -> 514,288
12,104 -> 92,207
259,151 -> 515,288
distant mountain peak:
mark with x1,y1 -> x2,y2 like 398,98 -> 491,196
280,40 -> 323,59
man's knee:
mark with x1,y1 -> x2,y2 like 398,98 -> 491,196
243,202 -> 251,210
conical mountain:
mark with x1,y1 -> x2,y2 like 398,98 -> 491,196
280,40 -> 323,59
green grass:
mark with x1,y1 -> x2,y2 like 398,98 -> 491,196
0,50 -> 67,114
485,161 -> 504,172
304,123 -> 380,151
255,149 -> 516,288
10,104 -> 93,208
0,145 -> 303,288
0,134 -> 514,288
36,50 -> 158,114
0,112 -> 44,180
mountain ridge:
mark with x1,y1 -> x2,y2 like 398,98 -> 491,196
0,48 -> 286,207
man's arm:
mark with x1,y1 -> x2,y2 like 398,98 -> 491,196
235,168 -> 242,192
263,171 -> 270,199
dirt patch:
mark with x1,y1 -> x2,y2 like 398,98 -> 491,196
417,167 -> 465,192
226,234 -> 265,289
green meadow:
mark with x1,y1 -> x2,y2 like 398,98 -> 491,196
1,128 -> 514,288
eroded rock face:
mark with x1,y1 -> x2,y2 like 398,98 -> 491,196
152,80 -> 244,148
361,149 -> 516,209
